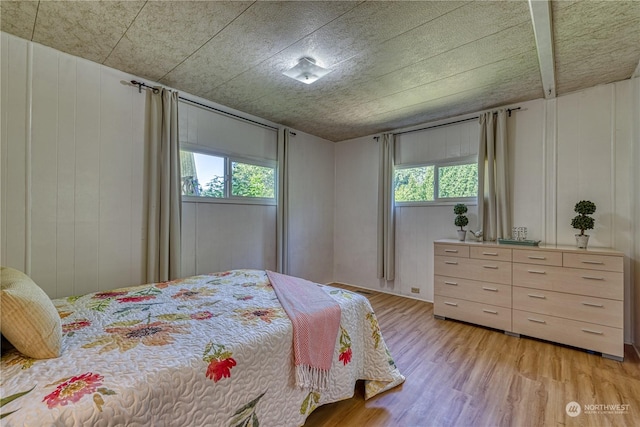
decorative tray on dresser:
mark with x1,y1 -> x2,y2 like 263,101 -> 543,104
433,239 -> 624,361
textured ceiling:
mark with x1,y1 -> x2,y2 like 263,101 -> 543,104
2,1 -> 639,142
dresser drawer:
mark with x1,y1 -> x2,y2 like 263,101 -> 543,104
512,286 -> 623,328
513,310 -> 623,358
435,295 -> 511,331
434,243 -> 469,258
434,275 -> 511,308
563,253 -> 623,272
435,256 -> 512,285
512,249 -> 562,266
470,246 -> 512,262
512,263 -> 623,300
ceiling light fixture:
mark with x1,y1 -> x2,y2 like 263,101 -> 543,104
283,57 -> 331,84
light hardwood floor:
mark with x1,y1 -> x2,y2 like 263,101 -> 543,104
304,284 -> 640,427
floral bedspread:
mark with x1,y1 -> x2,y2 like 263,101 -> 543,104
0,270 -> 404,426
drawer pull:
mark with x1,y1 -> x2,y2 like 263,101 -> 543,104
445,261 -> 458,265
482,286 -> 498,292
582,276 -> 604,281
527,269 -> 546,274
444,249 -> 459,253
582,302 -> 604,308
483,265 -> 498,269
528,293 -> 546,299
482,309 -> 498,314
483,252 -> 498,256
581,328 -> 603,335
528,255 -> 546,260
444,281 -> 458,286
444,302 -> 458,307
527,318 -> 546,324
581,260 -> 604,265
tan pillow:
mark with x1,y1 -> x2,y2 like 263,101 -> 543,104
0,267 -> 62,359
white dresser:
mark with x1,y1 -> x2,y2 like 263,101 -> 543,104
434,239 -> 624,360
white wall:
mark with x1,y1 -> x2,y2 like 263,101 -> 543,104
1,33 -> 147,298
181,203 -> 277,276
334,136 -> 381,289
334,80 -> 637,343
287,130 -> 335,284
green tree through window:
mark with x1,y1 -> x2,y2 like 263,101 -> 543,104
231,162 -> 275,198
394,166 -> 434,202
200,176 -> 224,198
438,163 -> 477,198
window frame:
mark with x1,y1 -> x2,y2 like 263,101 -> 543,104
394,155 -> 478,207
180,143 -> 277,206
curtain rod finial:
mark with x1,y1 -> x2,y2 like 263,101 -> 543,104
130,80 -> 142,93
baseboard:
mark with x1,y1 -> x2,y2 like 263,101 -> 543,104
328,281 -> 433,304
634,343 -> 640,359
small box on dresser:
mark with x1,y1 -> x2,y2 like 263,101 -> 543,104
433,239 -> 625,361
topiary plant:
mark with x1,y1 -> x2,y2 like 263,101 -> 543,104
571,200 -> 596,235
454,203 -> 469,231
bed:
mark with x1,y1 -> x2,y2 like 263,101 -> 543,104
0,269 -> 404,426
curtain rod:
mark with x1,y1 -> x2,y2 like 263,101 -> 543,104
130,80 -> 279,132
390,107 -> 522,138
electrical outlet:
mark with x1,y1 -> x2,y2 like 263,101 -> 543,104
411,287 -> 420,294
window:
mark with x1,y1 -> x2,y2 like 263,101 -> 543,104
231,161 -> 275,198
394,165 -> 435,202
437,162 -> 478,199
181,151 -> 225,197
180,148 -> 276,203
394,158 -> 477,204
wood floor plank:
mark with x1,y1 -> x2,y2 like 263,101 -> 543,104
304,284 -> 640,427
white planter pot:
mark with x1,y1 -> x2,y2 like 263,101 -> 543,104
575,234 -> 590,249
457,230 -> 467,241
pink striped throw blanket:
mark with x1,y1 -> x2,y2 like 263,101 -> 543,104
267,271 -> 341,391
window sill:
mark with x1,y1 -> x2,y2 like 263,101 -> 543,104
182,196 -> 276,206
395,199 -> 477,208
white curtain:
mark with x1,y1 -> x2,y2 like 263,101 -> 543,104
145,88 -> 182,282
276,128 -> 290,274
377,133 -> 395,281
478,110 -> 511,241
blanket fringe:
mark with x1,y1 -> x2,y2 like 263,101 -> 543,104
296,365 -> 330,391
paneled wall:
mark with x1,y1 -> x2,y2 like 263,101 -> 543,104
287,130 -> 335,284
181,203 -> 277,276
333,136 -> 381,289
1,33 -> 147,298
334,80 -> 637,343
1,34 -> 28,272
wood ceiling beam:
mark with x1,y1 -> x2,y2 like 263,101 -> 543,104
528,0 -> 556,98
